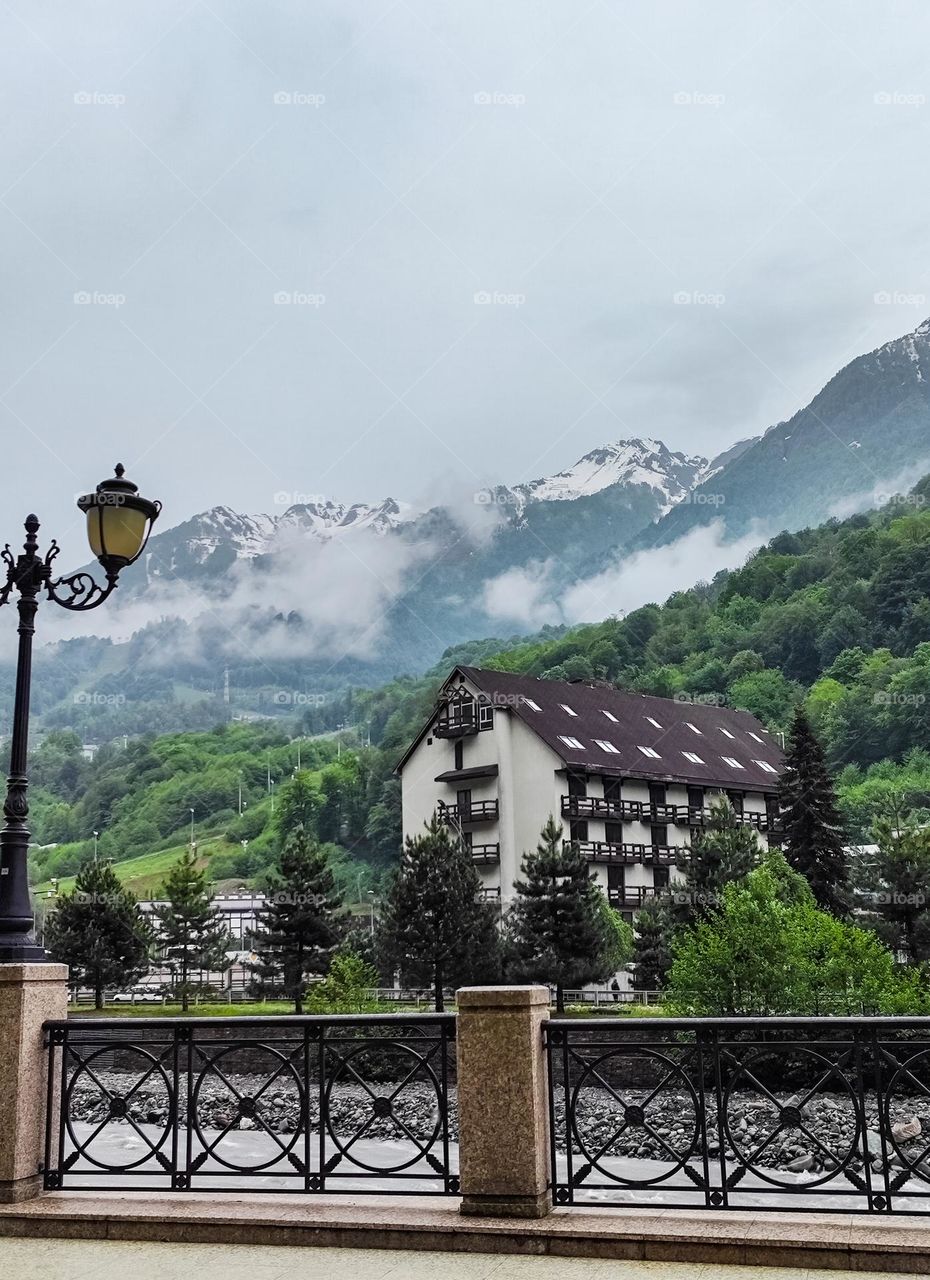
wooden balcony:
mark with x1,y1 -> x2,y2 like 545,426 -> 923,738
563,794 -> 781,833
434,707 -> 478,738
470,843 -> 500,864
572,841 -> 679,866
439,799 -> 499,825
561,795 -> 644,820
607,885 -> 664,909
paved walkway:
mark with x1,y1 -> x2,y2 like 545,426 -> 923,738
1,1238 -> 924,1280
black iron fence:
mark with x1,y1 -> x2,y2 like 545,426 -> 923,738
546,1017 -> 930,1214
44,1014 -> 458,1195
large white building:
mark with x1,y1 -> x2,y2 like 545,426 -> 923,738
397,666 -> 785,921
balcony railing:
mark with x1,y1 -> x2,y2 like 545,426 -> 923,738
439,799 -> 499,825
606,885 -> 664,908
561,795 -> 781,833
572,841 -> 679,866
434,706 -> 478,738
470,843 -> 500,864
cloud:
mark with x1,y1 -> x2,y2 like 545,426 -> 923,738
481,519 -> 770,630
827,458 -> 930,519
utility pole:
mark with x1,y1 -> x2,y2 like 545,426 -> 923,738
367,890 -> 376,940
92,830 -> 99,864
189,808 -> 195,848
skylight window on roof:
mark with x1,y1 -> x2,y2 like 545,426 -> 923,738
521,697 -> 542,712
755,759 -> 778,774
747,731 -> 765,743
682,751 -> 704,764
594,739 -> 620,754
637,746 -> 661,759
559,735 -> 584,749
685,722 -> 702,735
721,756 -> 745,769
646,716 -> 663,729
601,710 -> 618,723
718,727 -> 735,739
560,703 -> 578,716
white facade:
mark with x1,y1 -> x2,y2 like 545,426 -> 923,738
398,669 -> 781,924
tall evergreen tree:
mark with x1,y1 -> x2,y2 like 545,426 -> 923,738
45,862 -> 152,1009
377,815 -> 500,1011
630,899 -> 673,993
507,816 -> 623,1013
249,825 -> 342,1013
672,796 -> 764,927
869,811 -> 930,964
779,705 -> 850,916
154,847 -> 230,1011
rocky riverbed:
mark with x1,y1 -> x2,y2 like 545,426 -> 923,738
67,1073 -> 930,1177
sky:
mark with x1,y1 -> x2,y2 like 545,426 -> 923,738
1,0 -> 929,561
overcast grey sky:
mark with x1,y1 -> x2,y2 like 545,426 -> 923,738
1,0 -> 928,551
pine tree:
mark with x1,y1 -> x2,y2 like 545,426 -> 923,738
249,825 -> 342,1013
45,861 -> 152,1009
869,811 -> 930,964
779,705 -> 850,916
631,899 -> 673,993
377,815 -> 501,1011
154,847 -> 230,1011
507,816 -> 622,1013
672,796 -> 764,927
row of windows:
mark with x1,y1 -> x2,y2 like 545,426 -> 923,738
535,693 -> 771,751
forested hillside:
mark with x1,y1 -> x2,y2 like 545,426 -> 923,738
27,474 -> 930,901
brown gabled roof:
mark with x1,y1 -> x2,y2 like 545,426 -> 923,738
396,666 -> 784,792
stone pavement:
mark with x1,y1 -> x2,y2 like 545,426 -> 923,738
0,1238 -> 926,1280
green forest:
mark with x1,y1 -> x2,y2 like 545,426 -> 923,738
27,474 -> 930,904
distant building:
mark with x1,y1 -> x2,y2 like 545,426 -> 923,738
139,892 -> 266,988
396,666 -> 785,921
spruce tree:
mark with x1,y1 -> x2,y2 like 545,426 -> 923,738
631,899 -> 673,993
154,847 -> 230,1011
778,705 -> 850,916
249,825 -> 342,1013
45,861 -> 152,1009
672,796 -> 763,928
377,815 -> 500,1011
506,816 -> 621,1013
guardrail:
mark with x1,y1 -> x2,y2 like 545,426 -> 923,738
44,1013 -> 458,1195
546,1016 -> 930,1214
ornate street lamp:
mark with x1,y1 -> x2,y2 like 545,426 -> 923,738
0,464 -> 160,961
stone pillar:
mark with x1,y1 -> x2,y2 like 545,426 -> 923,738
0,964 -> 68,1202
456,985 -> 551,1218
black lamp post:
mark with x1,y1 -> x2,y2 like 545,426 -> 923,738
0,464 -> 160,961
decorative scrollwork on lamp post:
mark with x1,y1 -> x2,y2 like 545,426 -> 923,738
0,465 -> 161,961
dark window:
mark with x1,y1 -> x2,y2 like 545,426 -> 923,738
651,824 -> 668,848
648,782 -> 666,807
457,788 -> 471,815
478,702 -> 493,730
607,865 -> 625,892
727,790 -> 744,815
454,740 -> 464,770
687,785 -> 704,810
569,819 -> 589,843
765,794 -> 780,821
603,777 -> 622,803
605,820 -> 623,845
567,772 -> 587,798
653,865 -> 670,889
462,830 -> 473,849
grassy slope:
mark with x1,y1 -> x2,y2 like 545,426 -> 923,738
34,836 -> 238,899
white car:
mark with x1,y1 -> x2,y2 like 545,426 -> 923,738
110,990 -> 163,1004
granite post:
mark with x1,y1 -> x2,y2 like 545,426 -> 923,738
0,964 -> 68,1202
456,985 -> 551,1218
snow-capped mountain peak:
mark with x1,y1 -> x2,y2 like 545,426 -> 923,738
498,437 -> 710,515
